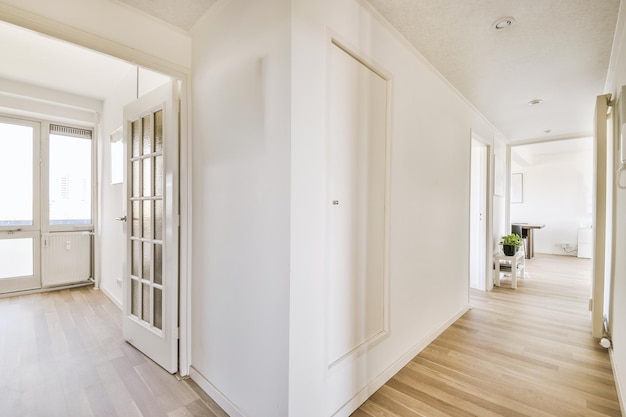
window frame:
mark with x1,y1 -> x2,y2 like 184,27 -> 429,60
41,121 -> 95,233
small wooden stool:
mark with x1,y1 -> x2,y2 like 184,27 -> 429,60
494,250 -> 525,289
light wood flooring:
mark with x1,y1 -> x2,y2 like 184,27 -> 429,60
353,254 -> 622,417
0,286 -> 228,417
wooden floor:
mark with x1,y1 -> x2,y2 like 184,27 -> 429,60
1,255 -> 620,417
0,286 -> 228,417
353,254 -> 622,417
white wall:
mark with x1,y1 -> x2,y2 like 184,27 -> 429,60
190,0 -> 291,416
289,0 -> 500,415
605,1 -> 626,410
98,68 -> 135,305
510,148 -> 593,256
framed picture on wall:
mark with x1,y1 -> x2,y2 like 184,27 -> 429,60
511,173 -> 523,203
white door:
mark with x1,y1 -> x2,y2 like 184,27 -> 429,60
469,139 -> 487,290
122,81 -> 179,373
326,42 -> 389,415
0,117 -> 41,293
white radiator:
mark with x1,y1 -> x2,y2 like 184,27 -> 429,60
41,232 -> 91,287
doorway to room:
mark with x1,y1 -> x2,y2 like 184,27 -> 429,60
506,138 -> 594,302
469,136 -> 491,292
0,18 -> 189,376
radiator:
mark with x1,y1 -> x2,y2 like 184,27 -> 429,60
41,232 -> 92,287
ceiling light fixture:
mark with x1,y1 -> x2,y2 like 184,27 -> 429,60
493,16 -> 515,31
528,98 -> 543,106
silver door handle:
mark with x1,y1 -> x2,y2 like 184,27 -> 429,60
115,216 -> 127,222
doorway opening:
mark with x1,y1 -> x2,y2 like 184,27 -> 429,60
0,18 -> 190,376
507,138 -> 594,311
469,134 -> 492,295
509,138 -> 593,259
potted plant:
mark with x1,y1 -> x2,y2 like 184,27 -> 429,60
501,233 -> 523,256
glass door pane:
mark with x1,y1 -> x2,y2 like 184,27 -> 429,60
0,234 -> 40,293
129,111 -> 164,331
0,122 -> 34,227
0,238 -> 33,279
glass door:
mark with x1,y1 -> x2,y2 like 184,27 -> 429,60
0,117 -> 41,293
122,81 -> 179,373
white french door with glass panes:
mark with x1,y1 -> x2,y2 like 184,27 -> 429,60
0,117 -> 93,294
122,81 -> 179,374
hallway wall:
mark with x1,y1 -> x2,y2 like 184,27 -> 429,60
190,0 -> 291,416
289,0 -> 503,415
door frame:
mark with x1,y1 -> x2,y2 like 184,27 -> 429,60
468,131 -> 493,294
0,8 -> 193,375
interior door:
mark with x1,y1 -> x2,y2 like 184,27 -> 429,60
470,139 -> 487,290
326,42 -> 389,415
0,117 -> 41,293
122,81 -> 179,373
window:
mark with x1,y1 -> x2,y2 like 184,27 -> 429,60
48,125 -> 92,226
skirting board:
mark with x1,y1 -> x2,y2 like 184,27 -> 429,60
333,304 -> 471,417
100,284 -> 122,310
190,366 -> 247,417
609,348 -> 625,416
189,305 -> 470,417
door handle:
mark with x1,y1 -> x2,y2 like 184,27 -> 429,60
115,216 -> 127,222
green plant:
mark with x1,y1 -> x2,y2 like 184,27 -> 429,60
501,233 -> 523,247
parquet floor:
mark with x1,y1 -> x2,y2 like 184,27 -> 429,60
353,254 -> 622,417
0,286 -> 228,417
1,255 -> 620,416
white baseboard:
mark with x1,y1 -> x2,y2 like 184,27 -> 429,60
99,284 -> 122,309
189,305 -> 470,417
609,348 -> 625,416
333,304 -> 471,417
190,366 -> 247,417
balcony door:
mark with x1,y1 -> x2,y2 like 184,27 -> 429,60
0,116 -> 94,294
0,117 -> 41,293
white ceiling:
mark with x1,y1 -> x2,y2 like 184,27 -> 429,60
364,0 -> 620,142
115,0 -> 217,31
0,0 -> 621,145
116,0 -> 621,142
0,21 -> 134,100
